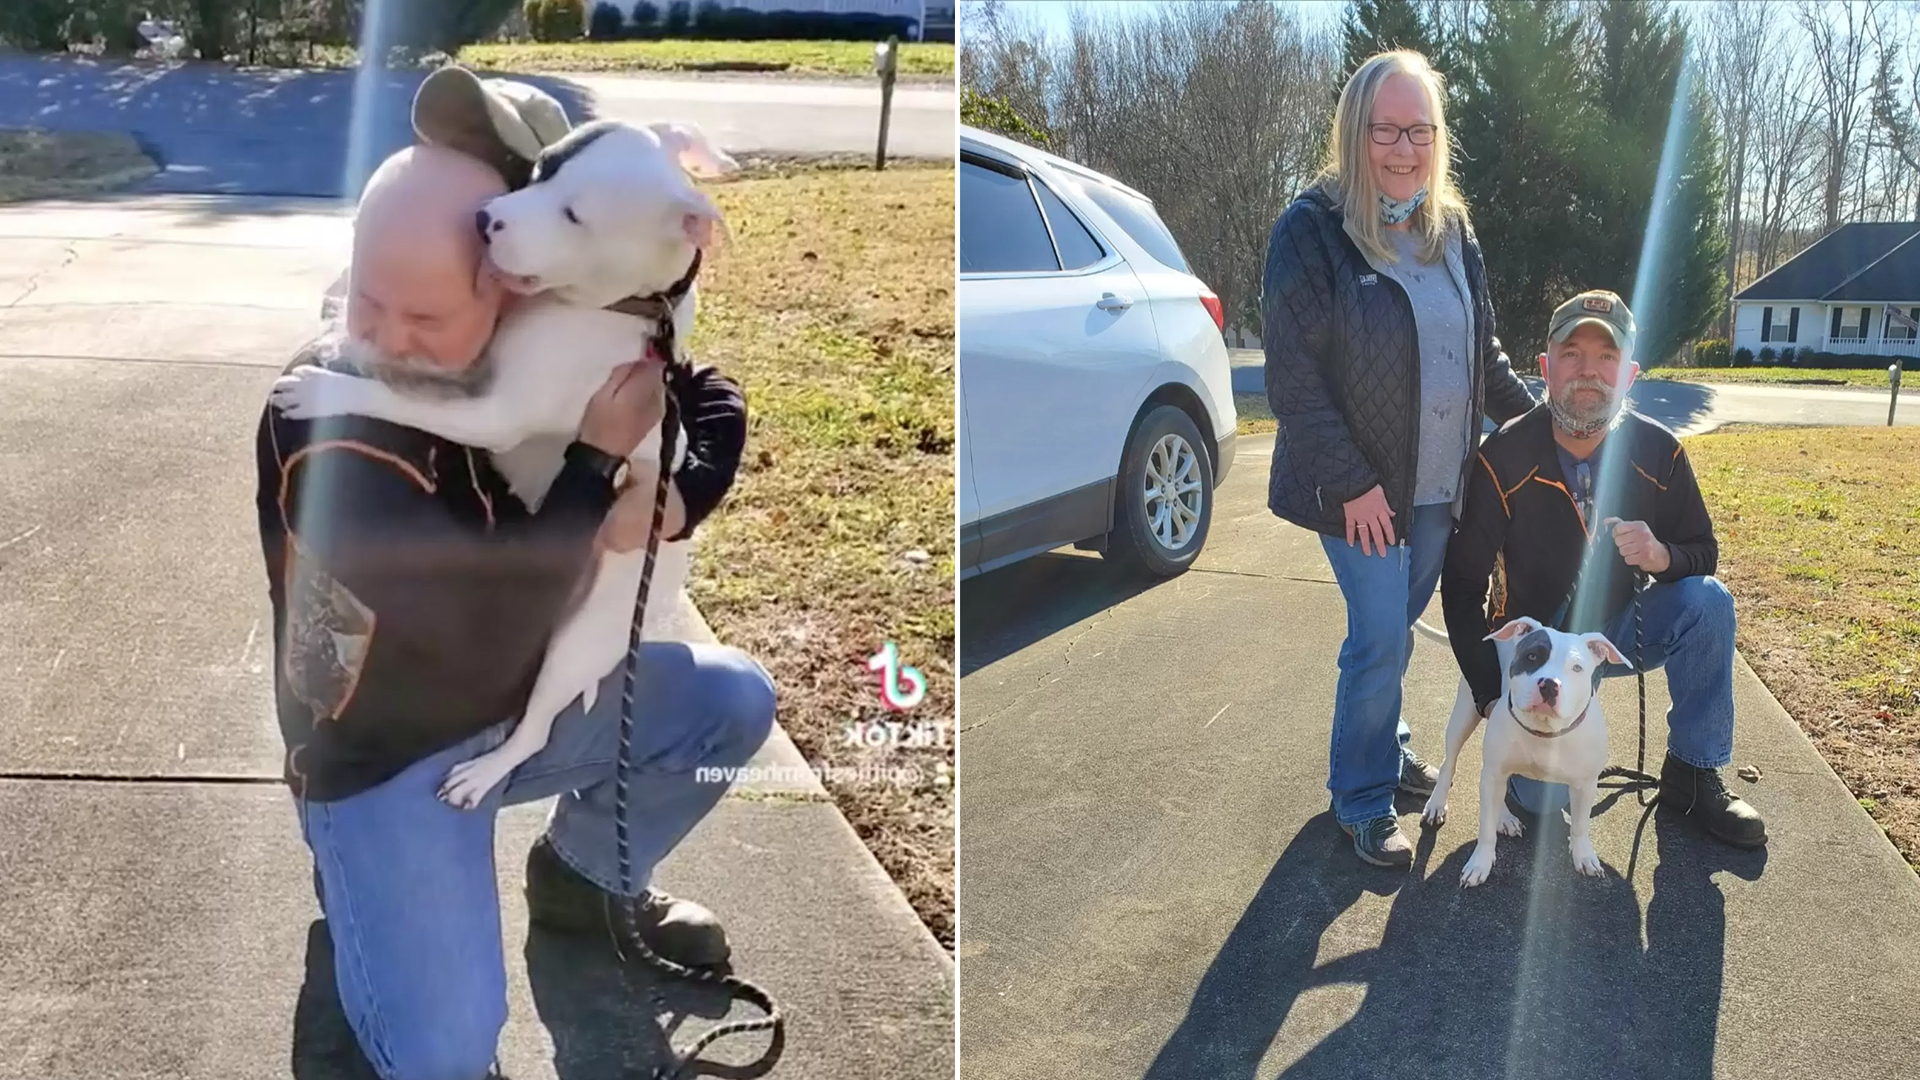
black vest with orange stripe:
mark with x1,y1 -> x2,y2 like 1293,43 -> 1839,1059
1468,404 -> 1715,636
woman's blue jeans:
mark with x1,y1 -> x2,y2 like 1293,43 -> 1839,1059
1318,502 -> 1455,827
295,641 -> 775,1080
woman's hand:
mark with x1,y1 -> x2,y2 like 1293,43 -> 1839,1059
1344,485 -> 1396,556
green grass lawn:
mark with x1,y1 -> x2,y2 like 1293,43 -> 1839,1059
688,162 -> 954,946
457,39 -> 954,77
1645,366 -> 1908,389
0,128 -> 156,203
1686,426 -> 1920,871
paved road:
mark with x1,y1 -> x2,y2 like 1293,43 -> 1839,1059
1228,348 -> 1916,434
957,434 -> 1920,1080
0,195 -> 952,1078
0,54 -> 952,198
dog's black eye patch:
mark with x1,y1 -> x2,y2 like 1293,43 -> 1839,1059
530,119 -> 621,184
1510,628 -> 1554,677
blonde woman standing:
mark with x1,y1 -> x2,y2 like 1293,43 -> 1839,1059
1262,51 -> 1536,867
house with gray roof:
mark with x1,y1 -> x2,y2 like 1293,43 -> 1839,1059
1732,221 -> 1920,359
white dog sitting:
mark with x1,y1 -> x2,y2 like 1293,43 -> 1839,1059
1421,616 -> 1631,887
271,118 -> 738,808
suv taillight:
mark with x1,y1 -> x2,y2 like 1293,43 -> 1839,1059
1198,286 -> 1225,334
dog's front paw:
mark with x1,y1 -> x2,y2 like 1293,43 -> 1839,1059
1570,841 -> 1605,878
439,755 -> 512,810
1420,795 -> 1448,828
1460,849 -> 1496,888
1498,807 -> 1525,837
270,364 -> 369,421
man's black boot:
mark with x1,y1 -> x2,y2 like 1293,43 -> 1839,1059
524,835 -> 732,968
1658,752 -> 1768,848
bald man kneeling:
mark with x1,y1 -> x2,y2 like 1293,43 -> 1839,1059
255,143 -> 771,1080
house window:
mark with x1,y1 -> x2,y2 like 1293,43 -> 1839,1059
1887,306 -> 1920,342
1762,306 -> 1799,343
1830,306 -> 1873,342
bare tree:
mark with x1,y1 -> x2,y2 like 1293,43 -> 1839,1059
1705,0 -> 1770,323
1799,0 -> 1882,231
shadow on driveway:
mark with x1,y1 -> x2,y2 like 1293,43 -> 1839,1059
1142,808 -> 1766,1080
959,552 -> 1162,677
0,55 -> 595,199
290,919 -> 770,1079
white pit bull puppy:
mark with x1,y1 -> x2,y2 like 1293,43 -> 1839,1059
271,118 -> 738,808
1421,616 -> 1630,887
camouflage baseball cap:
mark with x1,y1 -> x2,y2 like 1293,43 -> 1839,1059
411,65 -> 570,190
1548,289 -> 1636,358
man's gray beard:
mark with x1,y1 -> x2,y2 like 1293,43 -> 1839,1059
313,324 -> 494,401
1550,377 -> 1624,438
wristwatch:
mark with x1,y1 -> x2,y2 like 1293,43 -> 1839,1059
564,440 -> 629,488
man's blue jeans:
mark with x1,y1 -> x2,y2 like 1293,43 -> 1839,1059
1319,502 -> 1454,827
1508,575 -> 1738,817
295,642 -> 775,1080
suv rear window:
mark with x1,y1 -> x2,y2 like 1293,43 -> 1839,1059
1064,176 -> 1190,274
960,159 -> 1059,273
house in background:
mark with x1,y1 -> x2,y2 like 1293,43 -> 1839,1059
1732,221 -> 1920,358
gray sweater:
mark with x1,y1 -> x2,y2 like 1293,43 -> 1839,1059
1375,227 -> 1474,506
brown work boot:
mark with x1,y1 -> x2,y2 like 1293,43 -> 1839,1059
524,835 -> 732,968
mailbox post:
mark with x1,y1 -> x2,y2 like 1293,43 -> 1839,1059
874,36 -> 899,171
1891,363 -> 1904,426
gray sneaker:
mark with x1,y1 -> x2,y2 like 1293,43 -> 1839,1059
1341,815 -> 1414,868
1398,747 -> 1439,796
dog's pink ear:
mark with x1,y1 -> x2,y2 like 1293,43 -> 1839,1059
649,121 -> 739,178
678,190 -> 725,250
1484,616 -> 1542,643
1582,633 -> 1631,670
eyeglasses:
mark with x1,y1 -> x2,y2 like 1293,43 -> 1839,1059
1369,123 -> 1436,146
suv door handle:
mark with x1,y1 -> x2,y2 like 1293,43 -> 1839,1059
1096,292 -> 1133,312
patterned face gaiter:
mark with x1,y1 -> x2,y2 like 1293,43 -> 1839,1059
1379,187 -> 1428,225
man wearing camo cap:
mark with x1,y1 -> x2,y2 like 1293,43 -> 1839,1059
1440,289 -> 1767,851
259,66 -> 765,1080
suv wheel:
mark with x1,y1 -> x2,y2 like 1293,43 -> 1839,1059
1104,404 -> 1213,577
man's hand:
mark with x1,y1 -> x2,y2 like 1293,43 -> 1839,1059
1601,517 -> 1670,574
1343,485 -> 1396,556
596,464 -> 688,554
579,358 -> 668,459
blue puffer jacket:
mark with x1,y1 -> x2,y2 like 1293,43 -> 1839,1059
1260,186 -> 1537,538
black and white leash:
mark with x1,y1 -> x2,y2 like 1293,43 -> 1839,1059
603,255 -> 784,1079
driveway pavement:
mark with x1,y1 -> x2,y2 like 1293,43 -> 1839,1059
0,54 -> 952,198
957,431 -> 1920,1080
1227,348 -> 1917,434
0,194 -> 952,1078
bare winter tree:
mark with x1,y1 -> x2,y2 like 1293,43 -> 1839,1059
1799,0 -> 1883,231
992,0 -> 1339,344
1704,0 -> 1770,325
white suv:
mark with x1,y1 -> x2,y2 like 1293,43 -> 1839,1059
959,126 -> 1236,580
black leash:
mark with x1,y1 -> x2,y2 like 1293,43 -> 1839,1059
603,255 -> 784,1079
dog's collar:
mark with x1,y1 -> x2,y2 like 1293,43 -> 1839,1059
1505,692 -> 1591,739
602,250 -> 702,365
602,250 -> 703,323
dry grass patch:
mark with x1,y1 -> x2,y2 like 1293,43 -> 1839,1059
1684,425 -> 1920,870
1648,367 -> 1908,389
458,39 -> 954,77
0,128 -> 157,202
1234,392 -> 1276,436
689,162 -> 954,946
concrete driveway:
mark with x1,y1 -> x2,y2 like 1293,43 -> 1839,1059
0,54 -> 952,198
0,194 -> 952,1079
957,432 -> 1920,1080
